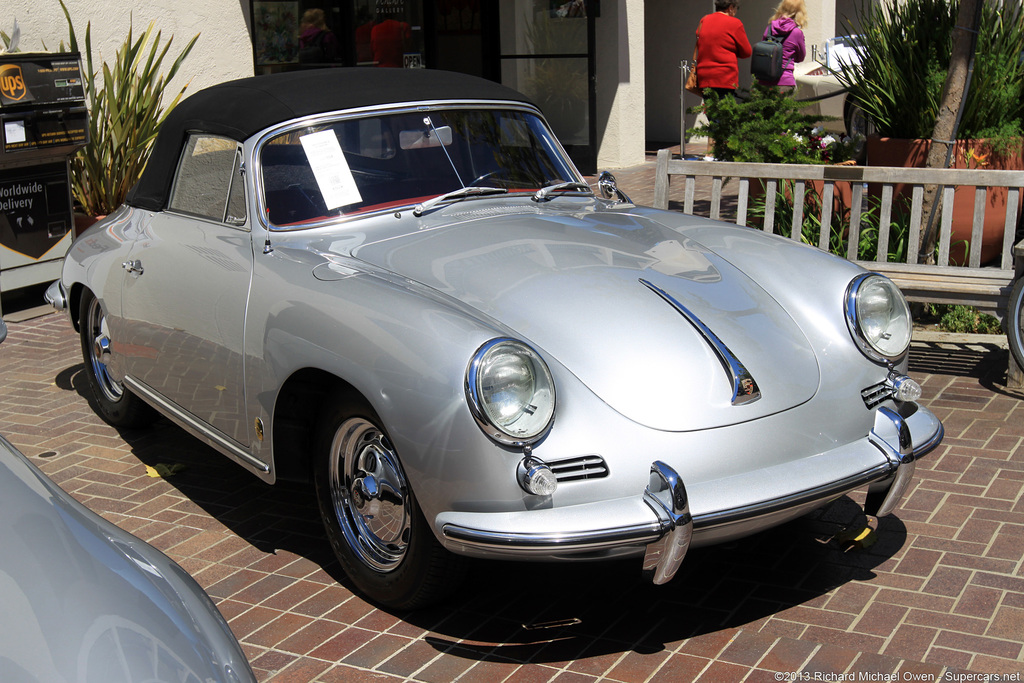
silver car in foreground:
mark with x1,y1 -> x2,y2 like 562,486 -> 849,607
47,68 -> 943,609
0,319 -> 254,683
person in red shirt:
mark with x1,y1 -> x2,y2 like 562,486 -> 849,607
695,0 -> 753,99
371,18 -> 412,68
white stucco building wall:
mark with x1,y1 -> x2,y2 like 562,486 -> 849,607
3,0 -> 849,172
5,0 -> 252,99
595,0 -> 647,169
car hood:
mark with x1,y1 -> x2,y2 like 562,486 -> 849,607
0,435 -> 255,683
351,206 -> 820,431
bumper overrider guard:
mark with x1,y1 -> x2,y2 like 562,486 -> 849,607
441,405 -> 943,585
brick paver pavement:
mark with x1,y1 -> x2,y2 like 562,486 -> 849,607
2,151 -> 1024,681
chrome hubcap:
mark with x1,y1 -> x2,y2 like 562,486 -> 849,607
329,417 -> 410,572
86,298 -> 124,403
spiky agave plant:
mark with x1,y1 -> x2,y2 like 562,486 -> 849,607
59,0 -> 198,216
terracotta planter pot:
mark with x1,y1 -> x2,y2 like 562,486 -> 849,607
866,136 -> 1024,265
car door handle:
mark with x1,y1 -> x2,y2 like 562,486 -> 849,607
122,259 -> 144,276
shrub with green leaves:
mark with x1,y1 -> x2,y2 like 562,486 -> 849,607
926,304 -> 1003,334
836,0 -> 1024,146
687,85 -> 831,163
59,0 -> 198,217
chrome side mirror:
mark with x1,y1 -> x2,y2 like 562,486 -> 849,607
597,171 -> 633,205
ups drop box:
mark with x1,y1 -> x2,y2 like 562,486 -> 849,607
0,53 -> 89,291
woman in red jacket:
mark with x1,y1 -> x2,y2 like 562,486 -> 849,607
695,0 -> 753,99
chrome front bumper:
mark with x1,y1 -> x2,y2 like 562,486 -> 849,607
44,280 -> 67,313
440,404 -> 943,586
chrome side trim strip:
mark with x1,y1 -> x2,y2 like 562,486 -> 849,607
124,376 -> 270,474
638,278 -> 761,405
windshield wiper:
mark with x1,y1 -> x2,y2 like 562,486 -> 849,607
532,181 -> 594,202
413,186 -> 508,216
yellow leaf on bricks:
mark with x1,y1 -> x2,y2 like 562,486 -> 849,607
145,463 -> 186,478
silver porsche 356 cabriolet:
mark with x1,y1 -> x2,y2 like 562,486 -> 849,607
47,68 -> 942,609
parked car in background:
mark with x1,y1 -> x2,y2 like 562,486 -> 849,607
48,67 -> 942,609
793,35 -> 867,138
0,318 -> 255,682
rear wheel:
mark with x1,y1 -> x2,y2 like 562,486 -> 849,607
313,396 -> 464,609
1007,277 -> 1024,372
79,291 -> 155,428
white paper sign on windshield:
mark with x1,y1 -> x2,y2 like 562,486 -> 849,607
299,130 -> 362,210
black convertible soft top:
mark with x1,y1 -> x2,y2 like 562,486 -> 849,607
126,68 -> 535,212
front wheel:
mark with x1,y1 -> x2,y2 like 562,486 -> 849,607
78,291 -> 155,428
1007,277 -> 1024,372
313,398 -> 464,609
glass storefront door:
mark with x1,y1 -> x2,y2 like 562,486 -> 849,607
247,1 -> 595,172
497,0 -> 595,173
250,1 -> 426,72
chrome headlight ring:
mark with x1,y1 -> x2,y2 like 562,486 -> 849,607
465,338 -> 556,447
845,273 -> 913,364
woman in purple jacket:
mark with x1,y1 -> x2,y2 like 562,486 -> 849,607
758,0 -> 807,87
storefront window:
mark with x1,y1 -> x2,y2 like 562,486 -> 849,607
497,0 -> 593,170
251,1 -> 426,73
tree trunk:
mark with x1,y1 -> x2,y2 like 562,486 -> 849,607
918,0 -> 981,264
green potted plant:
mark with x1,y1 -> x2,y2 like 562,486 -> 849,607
688,85 -> 837,164
58,0 -> 198,224
834,0 -> 1024,264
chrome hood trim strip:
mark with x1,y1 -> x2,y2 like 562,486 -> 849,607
639,278 -> 761,406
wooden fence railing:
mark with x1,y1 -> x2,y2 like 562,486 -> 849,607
653,149 -> 1024,385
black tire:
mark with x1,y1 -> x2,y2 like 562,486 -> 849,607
1007,276 -> 1024,372
313,395 -> 464,609
79,291 -> 155,428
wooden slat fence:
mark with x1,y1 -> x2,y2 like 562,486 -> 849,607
653,149 -> 1024,321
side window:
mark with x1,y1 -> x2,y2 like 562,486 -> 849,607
169,135 -> 246,225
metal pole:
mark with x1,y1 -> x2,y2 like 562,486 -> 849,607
680,60 -> 687,159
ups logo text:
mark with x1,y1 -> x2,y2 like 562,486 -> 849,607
0,65 -> 28,102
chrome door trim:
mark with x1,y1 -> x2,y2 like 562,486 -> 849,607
124,376 -> 270,474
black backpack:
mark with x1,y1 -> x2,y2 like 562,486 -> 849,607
299,31 -> 329,64
751,26 -> 791,81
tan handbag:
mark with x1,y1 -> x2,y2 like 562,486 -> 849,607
685,22 -> 702,96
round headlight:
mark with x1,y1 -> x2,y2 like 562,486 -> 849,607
846,273 -> 913,362
466,338 -> 555,446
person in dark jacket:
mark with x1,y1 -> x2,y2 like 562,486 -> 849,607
298,8 -> 339,65
757,0 -> 807,87
695,0 -> 753,99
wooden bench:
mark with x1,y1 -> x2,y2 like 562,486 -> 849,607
653,149 -> 1024,386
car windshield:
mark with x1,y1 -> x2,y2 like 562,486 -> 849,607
259,107 -> 579,227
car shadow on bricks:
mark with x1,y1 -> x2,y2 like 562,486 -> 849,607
54,362 -> 355,579
406,497 -> 905,664
53,361 -> 908,666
